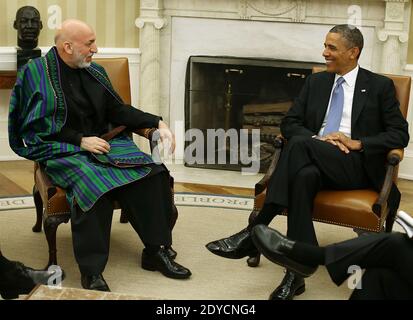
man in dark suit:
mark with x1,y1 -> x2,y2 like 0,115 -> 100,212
206,24 -> 409,299
250,224 -> 413,300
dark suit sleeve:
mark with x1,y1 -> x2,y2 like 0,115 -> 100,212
45,127 -> 83,146
105,92 -> 161,129
359,79 -> 409,155
280,76 -> 316,139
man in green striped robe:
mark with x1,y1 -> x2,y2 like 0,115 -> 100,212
8,19 -> 191,291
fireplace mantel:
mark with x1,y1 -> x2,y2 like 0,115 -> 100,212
137,0 -> 410,117
136,0 -> 413,178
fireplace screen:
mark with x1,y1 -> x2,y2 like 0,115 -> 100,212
184,56 -> 323,173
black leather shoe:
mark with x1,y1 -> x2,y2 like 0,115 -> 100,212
251,225 -> 318,277
205,228 -> 257,259
269,271 -> 305,300
81,274 -> 110,292
166,246 -> 177,260
0,261 -> 59,299
142,248 -> 191,279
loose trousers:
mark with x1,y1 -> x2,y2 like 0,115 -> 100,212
70,165 -> 173,275
325,232 -> 413,299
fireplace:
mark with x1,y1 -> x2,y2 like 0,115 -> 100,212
184,55 -> 324,172
135,0 -> 413,179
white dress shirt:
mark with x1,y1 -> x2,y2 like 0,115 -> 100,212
318,65 -> 359,137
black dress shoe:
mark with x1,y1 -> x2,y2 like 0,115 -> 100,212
0,261 -> 59,299
166,246 -> 177,260
81,274 -> 110,292
205,228 -> 257,259
251,225 -> 317,277
142,248 -> 191,279
269,271 -> 305,300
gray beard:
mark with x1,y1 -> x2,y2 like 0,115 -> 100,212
77,61 -> 91,68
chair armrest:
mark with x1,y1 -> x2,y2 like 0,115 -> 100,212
372,148 -> 403,215
134,128 -> 158,140
387,148 -> 403,165
255,137 -> 284,195
133,128 -> 159,153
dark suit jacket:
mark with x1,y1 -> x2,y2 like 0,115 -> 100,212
49,60 -> 160,146
280,67 -> 409,193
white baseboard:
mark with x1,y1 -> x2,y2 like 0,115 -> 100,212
404,64 -> 413,72
0,156 -> 26,161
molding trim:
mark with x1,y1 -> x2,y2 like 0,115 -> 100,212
94,48 -> 141,64
0,47 -> 141,70
399,148 -> 413,180
0,47 -> 16,71
405,64 -> 413,72
0,156 -> 26,161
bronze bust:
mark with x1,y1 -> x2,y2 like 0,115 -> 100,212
14,6 -> 43,50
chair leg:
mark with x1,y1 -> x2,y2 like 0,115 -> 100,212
32,185 -> 43,232
247,255 -> 261,267
169,176 -> 178,230
166,201 -> 178,260
119,209 -> 128,223
170,204 -> 178,229
385,208 -> 397,232
43,217 -> 60,268
246,209 -> 261,267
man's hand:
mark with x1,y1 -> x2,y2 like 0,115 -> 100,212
319,132 -> 362,154
80,136 -> 111,154
158,120 -> 176,154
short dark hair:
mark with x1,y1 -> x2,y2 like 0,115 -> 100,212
329,24 -> 364,58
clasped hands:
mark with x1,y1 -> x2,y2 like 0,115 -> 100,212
80,120 -> 176,155
317,132 -> 362,154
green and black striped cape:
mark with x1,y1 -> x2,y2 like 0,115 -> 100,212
9,47 -> 154,212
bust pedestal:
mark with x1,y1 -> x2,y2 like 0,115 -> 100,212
17,48 -> 41,69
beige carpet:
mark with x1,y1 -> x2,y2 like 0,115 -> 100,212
0,205 -> 357,300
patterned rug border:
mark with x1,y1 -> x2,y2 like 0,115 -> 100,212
0,193 -> 254,212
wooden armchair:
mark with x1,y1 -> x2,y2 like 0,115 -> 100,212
31,58 -> 178,267
247,70 -> 411,267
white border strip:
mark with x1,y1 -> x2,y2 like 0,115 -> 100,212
0,193 -> 254,212
174,193 -> 254,211
0,196 -> 35,211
